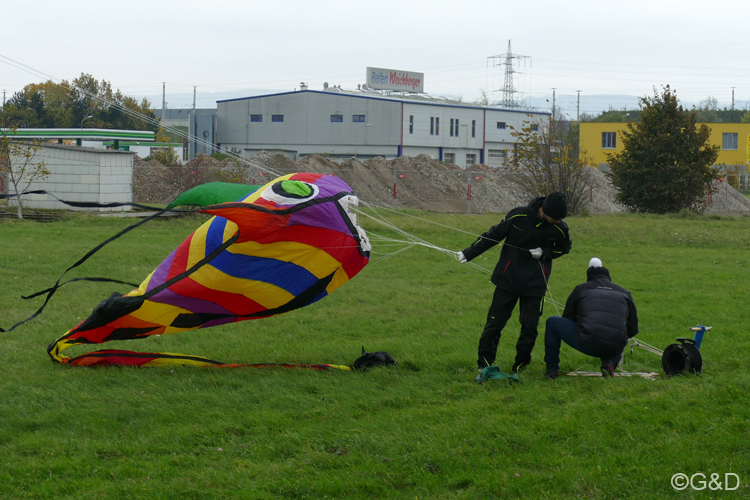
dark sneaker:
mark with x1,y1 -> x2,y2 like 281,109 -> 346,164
601,363 -> 615,378
545,370 -> 559,380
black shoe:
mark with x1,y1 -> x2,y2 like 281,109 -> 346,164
545,370 -> 559,380
601,363 -> 615,378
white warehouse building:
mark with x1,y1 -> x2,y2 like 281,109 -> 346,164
216,87 -> 551,168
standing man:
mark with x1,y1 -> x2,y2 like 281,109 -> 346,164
543,257 -> 639,379
457,192 -> 572,373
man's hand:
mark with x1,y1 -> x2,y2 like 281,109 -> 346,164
530,247 -> 543,259
456,251 -> 467,264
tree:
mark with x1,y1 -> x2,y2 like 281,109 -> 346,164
151,146 -> 182,167
0,74 -> 158,132
606,86 -> 721,213
0,125 -> 50,219
505,112 -> 593,215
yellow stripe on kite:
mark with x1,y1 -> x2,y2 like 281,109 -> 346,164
326,267 -> 351,295
240,174 -> 295,204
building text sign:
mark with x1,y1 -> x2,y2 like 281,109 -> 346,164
366,67 -> 424,93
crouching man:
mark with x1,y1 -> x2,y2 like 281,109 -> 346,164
544,257 -> 638,379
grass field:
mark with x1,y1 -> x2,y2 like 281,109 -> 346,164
1,210 -> 749,499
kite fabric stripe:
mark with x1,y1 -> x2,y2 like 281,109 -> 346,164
45,173 -> 371,369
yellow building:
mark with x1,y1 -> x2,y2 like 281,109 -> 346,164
580,122 -> 750,172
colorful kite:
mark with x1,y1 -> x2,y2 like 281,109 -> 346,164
46,173 -> 371,369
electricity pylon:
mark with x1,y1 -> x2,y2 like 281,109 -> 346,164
488,40 -> 530,108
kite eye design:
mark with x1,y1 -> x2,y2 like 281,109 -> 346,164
262,180 -> 319,206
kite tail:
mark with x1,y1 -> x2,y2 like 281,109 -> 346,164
47,344 -> 350,371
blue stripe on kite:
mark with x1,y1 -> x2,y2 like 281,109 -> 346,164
209,252 -> 320,296
205,217 -> 229,258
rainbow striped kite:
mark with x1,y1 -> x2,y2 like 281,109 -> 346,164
47,173 -> 371,369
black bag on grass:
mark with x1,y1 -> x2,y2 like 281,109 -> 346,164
352,346 -> 398,371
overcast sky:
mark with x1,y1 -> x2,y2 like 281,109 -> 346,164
2,0 -> 749,117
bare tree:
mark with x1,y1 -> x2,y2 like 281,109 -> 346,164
505,116 -> 593,215
0,126 -> 50,219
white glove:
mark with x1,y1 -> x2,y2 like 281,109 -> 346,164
456,251 -> 467,264
530,247 -> 543,259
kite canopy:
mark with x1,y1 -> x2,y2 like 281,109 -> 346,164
47,173 -> 371,368
166,182 -> 263,209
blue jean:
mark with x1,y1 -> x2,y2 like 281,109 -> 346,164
544,316 -> 622,372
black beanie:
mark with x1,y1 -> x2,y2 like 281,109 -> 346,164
542,192 -> 567,220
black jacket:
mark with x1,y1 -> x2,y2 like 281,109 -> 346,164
462,197 -> 572,296
562,275 -> 639,355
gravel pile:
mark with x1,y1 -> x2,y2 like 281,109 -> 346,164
132,151 -> 750,215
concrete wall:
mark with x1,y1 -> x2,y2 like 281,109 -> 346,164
7,144 -> 134,211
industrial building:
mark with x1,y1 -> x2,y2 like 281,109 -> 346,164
216,86 -> 551,168
154,108 -> 217,159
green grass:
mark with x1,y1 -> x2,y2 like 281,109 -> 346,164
1,211 -> 749,499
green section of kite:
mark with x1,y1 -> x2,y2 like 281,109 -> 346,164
167,182 -> 263,209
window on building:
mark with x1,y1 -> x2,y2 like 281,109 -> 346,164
409,115 -> 414,134
435,117 -> 439,135
331,115 -> 343,122
530,124 -> 539,131
602,132 -> 616,149
497,122 -> 506,129
272,115 -> 284,122
430,117 -> 434,135
723,132 -> 738,150
444,153 -> 455,164
488,149 -> 508,159
353,114 -> 365,122
466,154 -> 476,166
472,120 -> 476,138
450,119 -> 460,137
251,114 -> 262,122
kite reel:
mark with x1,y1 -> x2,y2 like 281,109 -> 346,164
630,325 -> 711,376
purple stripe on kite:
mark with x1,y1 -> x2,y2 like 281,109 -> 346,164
148,288 -> 236,316
203,317 -> 241,328
147,248 -> 177,293
288,202 -> 351,235
313,177 -> 351,198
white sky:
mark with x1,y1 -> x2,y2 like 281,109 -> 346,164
2,0 -> 749,117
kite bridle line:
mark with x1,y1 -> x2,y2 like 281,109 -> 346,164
356,201 -> 563,315
0,53 -> 284,178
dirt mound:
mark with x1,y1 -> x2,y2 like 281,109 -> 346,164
132,151 -> 750,215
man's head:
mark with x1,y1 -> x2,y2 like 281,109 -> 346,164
587,257 -> 611,281
541,192 -> 567,223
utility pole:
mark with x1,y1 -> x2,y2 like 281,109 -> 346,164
2,89 -> 5,107
552,88 -> 556,120
576,90 -> 581,121
190,86 -> 197,160
731,87 -> 735,110
162,82 -> 166,124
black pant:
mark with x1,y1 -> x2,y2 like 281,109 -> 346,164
477,287 -> 544,370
